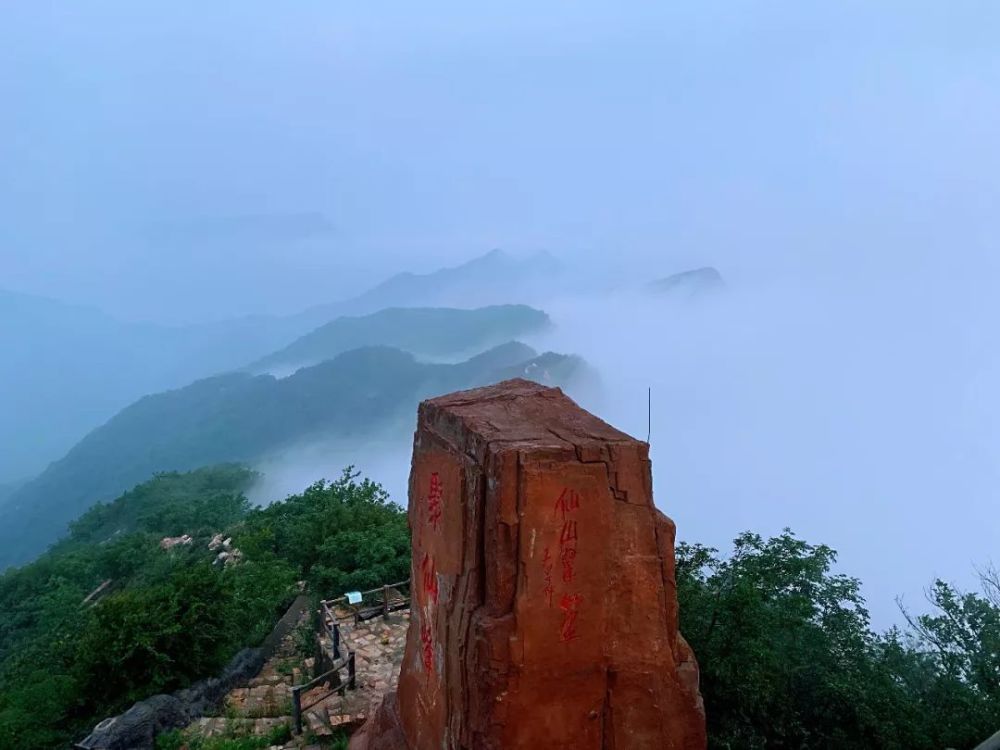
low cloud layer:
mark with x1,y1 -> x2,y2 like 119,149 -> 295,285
4,2 -> 999,626
525,269 -> 999,626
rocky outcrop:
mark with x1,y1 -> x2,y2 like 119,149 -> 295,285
351,378 -> 705,750
76,649 -> 266,750
76,597 -> 312,749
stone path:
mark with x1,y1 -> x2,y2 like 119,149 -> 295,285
176,604 -> 410,748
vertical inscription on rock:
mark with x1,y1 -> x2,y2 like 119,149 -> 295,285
397,448 -> 464,748
350,379 -> 706,750
520,463 -> 609,671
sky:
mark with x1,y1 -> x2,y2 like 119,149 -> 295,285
4,1 -> 999,320
3,2 -> 1000,623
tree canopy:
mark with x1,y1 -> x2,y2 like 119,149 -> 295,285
0,465 -> 408,750
677,530 -> 1000,749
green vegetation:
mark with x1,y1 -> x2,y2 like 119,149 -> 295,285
235,473 -> 409,598
0,340 -> 576,569
0,287 -> 317,486
156,722 -> 295,750
678,530 -> 1000,749
5,456 -> 993,750
0,465 -> 407,750
250,304 -> 550,372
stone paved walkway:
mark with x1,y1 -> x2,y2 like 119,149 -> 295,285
176,603 -> 410,748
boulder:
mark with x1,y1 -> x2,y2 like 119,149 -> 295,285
158,534 -> 192,551
75,694 -> 189,750
76,648 -> 265,749
351,378 -> 705,750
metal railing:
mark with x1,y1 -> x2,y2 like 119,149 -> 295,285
290,651 -> 356,735
291,580 -> 410,735
320,579 -> 411,626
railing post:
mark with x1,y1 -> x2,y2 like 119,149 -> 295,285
291,686 -> 302,735
382,584 -> 390,619
333,622 -> 340,660
348,651 -> 357,690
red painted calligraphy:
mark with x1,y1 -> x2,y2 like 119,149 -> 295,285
427,472 -> 443,529
551,487 -> 583,639
421,552 -> 439,604
556,490 -> 581,584
559,542 -> 577,584
553,487 -> 581,520
559,593 -> 583,642
420,621 -> 434,673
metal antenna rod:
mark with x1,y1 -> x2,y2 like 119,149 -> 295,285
646,387 -> 651,444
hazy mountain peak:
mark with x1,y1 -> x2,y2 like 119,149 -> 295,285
648,266 -> 724,298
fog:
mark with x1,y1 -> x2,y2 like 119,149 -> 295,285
248,437 -> 413,511
529,275 -> 1000,625
4,2 -> 1000,624
6,2 -> 1000,319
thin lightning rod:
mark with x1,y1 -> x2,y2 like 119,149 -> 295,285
646,387 -> 651,444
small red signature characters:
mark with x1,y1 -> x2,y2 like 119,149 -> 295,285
427,472 -> 443,529
420,621 -> 434,672
559,593 -> 583,642
421,552 -> 439,604
541,546 -> 555,606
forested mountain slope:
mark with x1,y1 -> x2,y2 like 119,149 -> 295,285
0,342 -> 580,568
0,250 -> 556,482
0,466 -> 408,749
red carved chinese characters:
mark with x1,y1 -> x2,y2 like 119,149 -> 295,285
559,593 -> 583,642
554,487 -> 580,520
420,620 -> 434,673
555,488 -> 581,584
427,472 -> 443,529
547,487 -> 583,641
421,552 -> 439,604
559,520 -> 578,583
419,470 -> 444,678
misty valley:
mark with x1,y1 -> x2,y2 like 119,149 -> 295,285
0,251 -> 998,749
4,4 -> 1000,748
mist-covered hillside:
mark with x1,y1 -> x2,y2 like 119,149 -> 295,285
0,342 -> 581,568
0,482 -> 17,510
0,289 -> 311,482
250,304 -> 549,373
0,259 -> 555,483
292,249 -> 561,325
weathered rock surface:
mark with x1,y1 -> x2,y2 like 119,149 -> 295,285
351,378 -> 705,750
76,648 -> 266,749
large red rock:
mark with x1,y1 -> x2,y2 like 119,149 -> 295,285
350,379 -> 705,750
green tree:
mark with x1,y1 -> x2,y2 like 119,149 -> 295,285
676,530 -> 1000,750
235,468 -> 409,594
73,563 -> 235,709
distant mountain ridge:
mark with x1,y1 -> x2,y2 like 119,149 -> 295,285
0,250 -> 559,482
250,304 -> 550,373
0,340 -> 582,568
291,248 -> 561,327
